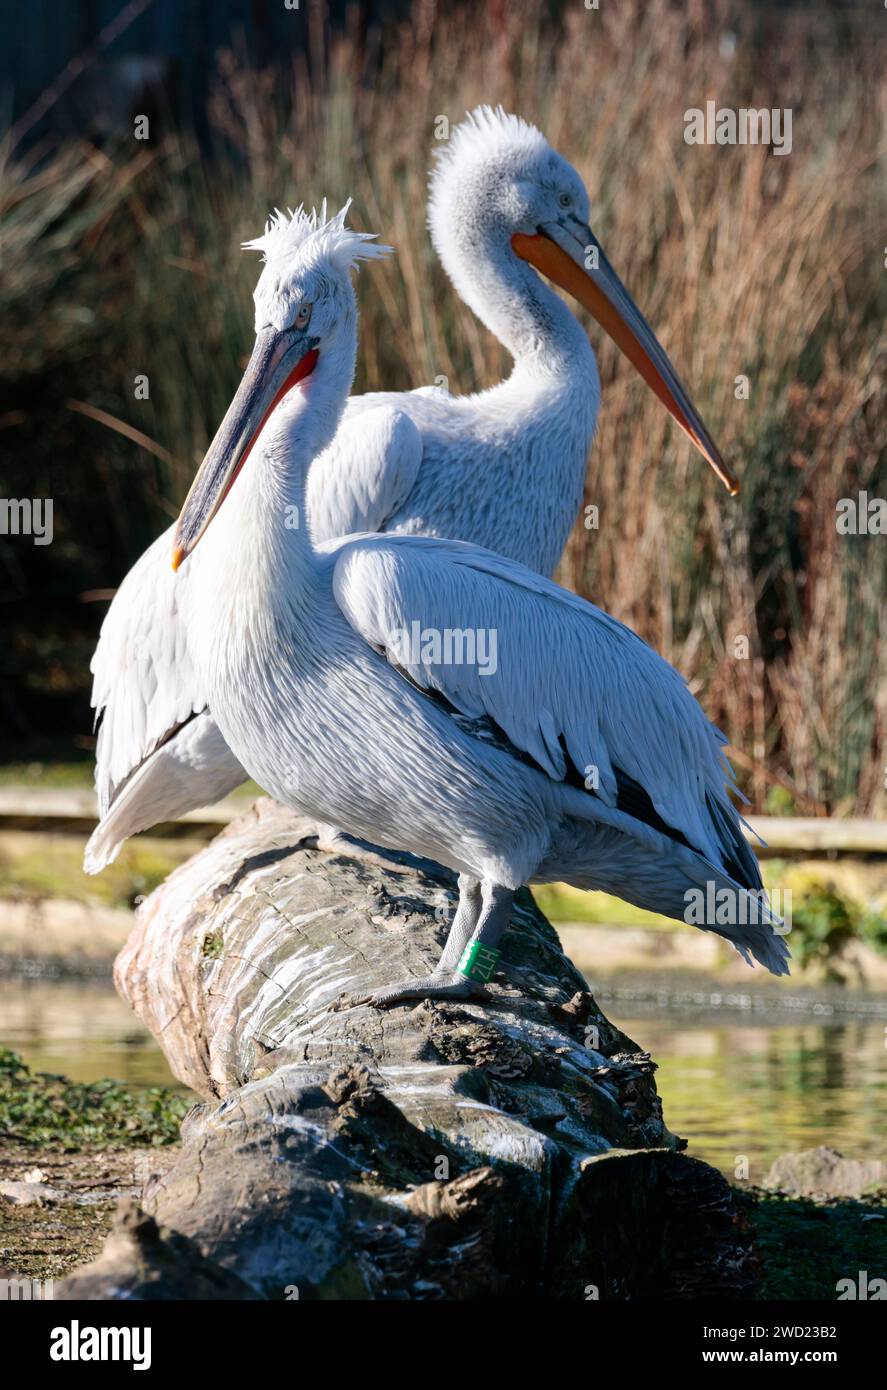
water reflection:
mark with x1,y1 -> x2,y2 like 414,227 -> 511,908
0,979 -> 180,1090
621,1014 -> 887,1180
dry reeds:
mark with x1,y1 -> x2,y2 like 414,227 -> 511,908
3,0 -> 885,810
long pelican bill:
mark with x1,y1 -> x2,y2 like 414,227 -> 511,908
171,328 -> 319,570
512,226 -> 739,496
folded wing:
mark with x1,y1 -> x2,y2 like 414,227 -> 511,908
90,527 -> 211,815
332,534 -> 758,884
307,403 -> 423,540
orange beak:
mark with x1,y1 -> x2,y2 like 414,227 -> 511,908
512,226 -> 738,496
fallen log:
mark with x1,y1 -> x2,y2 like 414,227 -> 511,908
60,799 -> 757,1300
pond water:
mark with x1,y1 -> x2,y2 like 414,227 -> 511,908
2,978 -> 885,1181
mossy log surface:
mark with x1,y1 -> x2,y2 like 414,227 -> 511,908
60,799 -> 757,1300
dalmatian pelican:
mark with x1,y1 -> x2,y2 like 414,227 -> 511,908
168,202 -> 786,1007
85,108 -> 736,873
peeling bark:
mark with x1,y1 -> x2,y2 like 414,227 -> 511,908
60,799 -> 757,1300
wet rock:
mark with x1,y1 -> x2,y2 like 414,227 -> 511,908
1,1180 -> 67,1207
764,1146 -> 887,1199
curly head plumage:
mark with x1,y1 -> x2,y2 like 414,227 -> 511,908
431,107 -> 550,188
424,107 -> 592,358
245,199 -> 391,274
427,107 -> 567,251
246,200 -> 392,333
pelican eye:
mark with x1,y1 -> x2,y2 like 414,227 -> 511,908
294,304 -> 313,330
557,192 -> 572,209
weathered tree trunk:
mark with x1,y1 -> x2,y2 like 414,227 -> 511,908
61,799 -> 757,1300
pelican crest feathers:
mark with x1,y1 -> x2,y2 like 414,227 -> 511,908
243,199 -> 393,276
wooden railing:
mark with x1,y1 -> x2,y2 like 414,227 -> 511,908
1,786 -> 885,856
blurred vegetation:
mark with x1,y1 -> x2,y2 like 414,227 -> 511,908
0,1046 -> 187,1148
0,831 -> 188,909
748,1188 -> 887,1300
788,878 -> 887,980
534,880 -> 683,931
1,0 -> 885,816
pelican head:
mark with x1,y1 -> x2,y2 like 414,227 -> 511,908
173,202 -> 391,568
430,106 -> 737,494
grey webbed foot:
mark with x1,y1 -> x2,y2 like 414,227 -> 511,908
367,971 -> 486,1009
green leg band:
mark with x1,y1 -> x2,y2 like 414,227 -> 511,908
457,941 -> 500,983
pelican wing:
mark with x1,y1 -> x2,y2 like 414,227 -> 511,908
307,403 -> 423,541
90,527 -> 219,814
332,535 -> 759,884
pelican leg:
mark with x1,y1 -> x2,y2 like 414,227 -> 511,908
437,874 -> 483,971
453,882 -> 514,985
368,879 -> 512,1009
